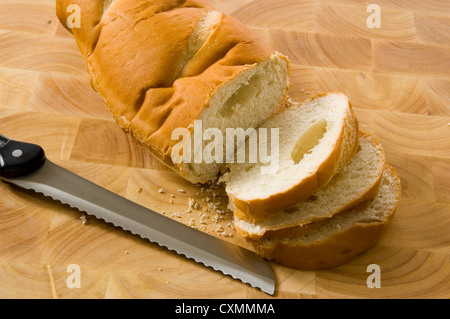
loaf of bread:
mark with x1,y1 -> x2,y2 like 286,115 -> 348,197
57,0 -> 400,272
56,0 -> 290,184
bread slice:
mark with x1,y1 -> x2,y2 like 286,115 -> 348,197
253,165 -> 401,270
234,132 -> 385,240
222,93 -> 359,222
56,1 -> 290,184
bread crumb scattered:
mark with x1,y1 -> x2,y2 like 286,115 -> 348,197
137,187 -> 143,193
188,198 -> 201,210
80,214 -> 87,225
158,188 -> 165,194
178,189 -> 186,193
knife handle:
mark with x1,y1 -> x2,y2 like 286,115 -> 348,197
0,135 -> 46,178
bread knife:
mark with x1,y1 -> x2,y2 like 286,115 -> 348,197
0,134 -> 275,295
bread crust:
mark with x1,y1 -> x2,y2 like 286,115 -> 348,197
253,165 -> 401,270
233,93 -> 360,222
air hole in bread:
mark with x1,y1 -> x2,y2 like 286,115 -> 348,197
283,207 -> 298,214
219,74 -> 265,117
291,119 -> 328,164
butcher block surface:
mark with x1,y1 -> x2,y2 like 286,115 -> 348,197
0,0 -> 449,299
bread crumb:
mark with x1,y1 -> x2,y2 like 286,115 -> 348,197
80,214 -> 87,225
137,187 -> 143,193
158,268 -> 162,271
199,213 -> 209,224
158,188 -> 165,194
178,189 -> 186,193
188,198 -> 201,210
169,198 -> 174,204
172,212 -> 181,219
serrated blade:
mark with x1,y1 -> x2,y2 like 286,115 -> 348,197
1,160 -> 275,295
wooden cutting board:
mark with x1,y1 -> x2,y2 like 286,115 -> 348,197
0,0 -> 449,299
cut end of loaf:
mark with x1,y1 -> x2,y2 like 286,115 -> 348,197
178,52 -> 290,184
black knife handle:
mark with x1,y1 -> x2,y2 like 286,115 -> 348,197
0,134 -> 46,178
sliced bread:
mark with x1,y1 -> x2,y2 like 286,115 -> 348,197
234,132 -> 386,240
221,93 -> 359,222
253,165 -> 401,270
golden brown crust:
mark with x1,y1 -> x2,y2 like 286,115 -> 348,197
233,93 -> 360,222
258,220 -> 392,270
56,0 -> 104,57
254,165 -> 401,270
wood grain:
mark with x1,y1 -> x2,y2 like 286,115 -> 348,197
0,0 -> 449,299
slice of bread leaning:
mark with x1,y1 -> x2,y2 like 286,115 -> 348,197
234,132 -> 386,240
222,93 -> 359,222
253,165 -> 401,270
